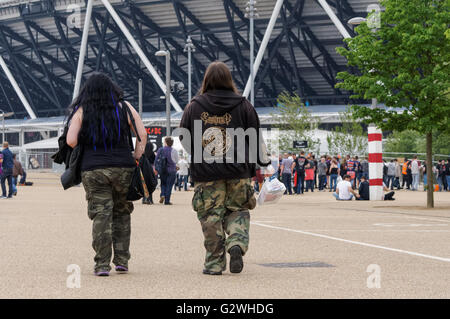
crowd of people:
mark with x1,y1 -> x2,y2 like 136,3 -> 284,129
269,152 -> 450,200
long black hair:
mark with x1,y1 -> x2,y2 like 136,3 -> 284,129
67,73 -> 130,150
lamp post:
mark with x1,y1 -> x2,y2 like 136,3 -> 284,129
348,11 -> 383,201
245,0 -> 259,106
155,50 -> 171,136
0,109 -> 14,144
184,36 -> 195,103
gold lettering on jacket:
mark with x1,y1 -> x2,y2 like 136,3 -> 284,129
200,112 -> 232,125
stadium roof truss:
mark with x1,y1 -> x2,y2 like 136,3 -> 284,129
0,0 -> 373,119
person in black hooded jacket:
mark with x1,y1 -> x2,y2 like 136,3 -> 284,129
179,61 -> 269,275
142,142 -> 156,204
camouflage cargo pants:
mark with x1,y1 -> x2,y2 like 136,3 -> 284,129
192,178 -> 256,273
81,167 -> 134,272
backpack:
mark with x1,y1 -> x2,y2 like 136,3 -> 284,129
155,148 -> 168,175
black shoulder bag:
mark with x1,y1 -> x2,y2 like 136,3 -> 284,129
123,104 -> 152,201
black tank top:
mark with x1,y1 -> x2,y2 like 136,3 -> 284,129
80,105 -> 135,172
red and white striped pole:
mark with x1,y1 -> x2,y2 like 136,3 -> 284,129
368,124 -> 384,200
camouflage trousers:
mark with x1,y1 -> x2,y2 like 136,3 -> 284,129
192,178 -> 256,273
81,167 -> 134,272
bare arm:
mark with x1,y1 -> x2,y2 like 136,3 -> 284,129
349,186 -> 360,198
66,108 -> 83,148
124,101 -> 147,160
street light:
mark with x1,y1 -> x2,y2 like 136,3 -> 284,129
348,17 -> 367,26
245,0 -> 259,106
346,16 -> 379,111
155,50 -> 171,136
0,109 -> 15,144
347,11 -> 383,201
184,36 -> 195,103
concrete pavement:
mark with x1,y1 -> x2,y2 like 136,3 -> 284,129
0,172 -> 449,298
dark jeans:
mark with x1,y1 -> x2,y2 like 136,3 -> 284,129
330,174 -> 338,192
402,174 -> 411,189
386,175 -> 394,189
160,171 -> 177,203
1,168 -> 13,197
305,180 -> 314,192
295,172 -> 304,194
318,175 -> 327,190
178,175 -> 189,191
282,173 -> 292,195
393,177 -> 400,189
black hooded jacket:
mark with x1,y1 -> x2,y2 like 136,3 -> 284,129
179,90 -> 270,182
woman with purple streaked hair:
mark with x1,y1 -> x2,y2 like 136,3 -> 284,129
66,73 -> 147,276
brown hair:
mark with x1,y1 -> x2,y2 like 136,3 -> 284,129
199,61 -> 239,95
165,136 -> 174,147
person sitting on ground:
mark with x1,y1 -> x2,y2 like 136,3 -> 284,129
357,175 -> 395,200
333,174 -> 360,200
12,154 -> 24,196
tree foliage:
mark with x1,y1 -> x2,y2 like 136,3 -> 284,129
336,0 -> 450,134
326,108 -> 368,156
385,130 -> 450,157
335,0 -> 450,207
272,92 -> 321,153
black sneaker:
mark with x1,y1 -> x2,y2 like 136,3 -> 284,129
202,269 -> 222,275
229,246 -> 244,274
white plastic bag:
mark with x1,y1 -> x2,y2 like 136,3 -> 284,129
257,176 -> 286,206
260,164 -> 275,176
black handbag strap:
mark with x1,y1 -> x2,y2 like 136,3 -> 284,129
122,102 -> 141,151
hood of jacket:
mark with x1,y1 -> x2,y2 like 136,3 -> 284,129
194,90 -> 245,113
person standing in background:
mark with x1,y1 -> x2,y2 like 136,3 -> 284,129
142,142 -> 156,205
329,157 -> 339,192
280,153 -> 294,195
177,156 -> 190,191
446,158 -> 450,192
394,159 -> 401,190
361,157 -> 369,180
294,151 -> 306,194
304,156 -> 315,192
1,142 -> 14,199
402,158 -> 411,190
317,156 -> 328,191
436,159 -> 447,192
410,155 -> 420,191
386,159 -> 396,190
155,136 -> 179,205
270,151 -> 279,178
354,156 -> 362,188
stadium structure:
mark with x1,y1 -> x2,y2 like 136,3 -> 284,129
0,0 -> 381,166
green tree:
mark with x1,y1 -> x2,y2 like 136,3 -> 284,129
384,130 -> 450,160
326,108 -> 368,156
336,0 -> 450,207
384,130 -> 423,154
272,92 -> 321,154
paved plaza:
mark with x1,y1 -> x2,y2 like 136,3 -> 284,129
1,172 -> 449,299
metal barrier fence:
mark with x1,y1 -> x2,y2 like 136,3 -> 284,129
15,149 -> 64,172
